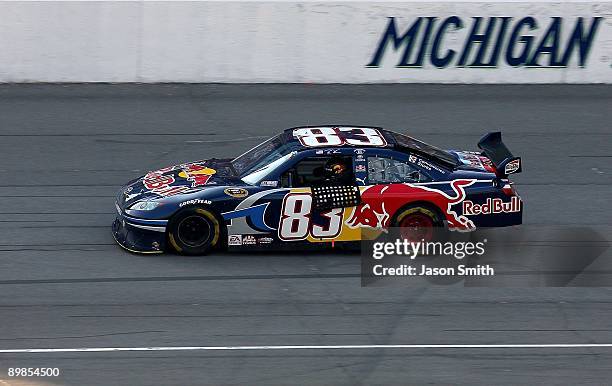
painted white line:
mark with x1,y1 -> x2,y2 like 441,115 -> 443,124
2,344 -> 612,353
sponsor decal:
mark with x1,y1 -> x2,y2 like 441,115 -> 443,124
316,149 -> 342,155
418,159 -> 446,174
228,235 -> 243,246
258,236 -> 274,245
504,159 -> 521,174
457,152 -> 484,168
317,149 -> 342,155
455,152 -> 496,173
463,196 -> 521,215
243,235 -> 257,245
417,160 -> 432,171
224,188 -> 249,198
179,199 -> 212,208
408,154 -> 446,174
347,180 -> 477,231
355,164 -> 366,172
143,169 -> 192,197
354,149 -> 366,155
368,17 -> 602,69
260,180 -> 278,187
480,157 -> 495,172
178,164 -> 216,187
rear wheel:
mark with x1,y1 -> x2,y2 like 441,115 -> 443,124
393,206 -> 442,243
167,207 -> 221,255
393,205 -> 462,285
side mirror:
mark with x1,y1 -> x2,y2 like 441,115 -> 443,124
311,185 -> 362,210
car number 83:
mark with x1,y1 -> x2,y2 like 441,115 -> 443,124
293,127 -> 387,147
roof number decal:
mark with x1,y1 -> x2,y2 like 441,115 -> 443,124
293,127 -> 387,148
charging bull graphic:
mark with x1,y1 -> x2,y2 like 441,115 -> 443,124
346,179 -> 477,231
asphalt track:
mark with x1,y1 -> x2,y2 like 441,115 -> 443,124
0,84 -> 611,385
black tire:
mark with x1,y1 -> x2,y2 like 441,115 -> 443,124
167,207 -> 222,255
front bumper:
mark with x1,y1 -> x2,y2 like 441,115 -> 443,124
112,203 -> 168,254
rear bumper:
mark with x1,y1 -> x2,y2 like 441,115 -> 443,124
112,203 -> 167,254
465,194 -> 523,228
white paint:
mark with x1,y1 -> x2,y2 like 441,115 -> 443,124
0,1 -> 609,83
2,343 -> 612,353
8,0 -> 612,2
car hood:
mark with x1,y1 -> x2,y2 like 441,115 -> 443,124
118,158 -> 243,208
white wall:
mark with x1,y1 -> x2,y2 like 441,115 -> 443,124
0,1 -> 610,83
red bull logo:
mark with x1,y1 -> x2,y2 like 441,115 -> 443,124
143,169 -> 191,197
346,179 -> 476,231
463,196 -> 521,215
178,164 -> 216,187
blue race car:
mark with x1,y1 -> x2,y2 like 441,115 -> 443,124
113,126 -> 522,254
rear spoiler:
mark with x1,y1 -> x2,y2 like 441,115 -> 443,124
477,132 -> 521,176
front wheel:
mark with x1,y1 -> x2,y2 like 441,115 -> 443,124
167,207 -> 222,255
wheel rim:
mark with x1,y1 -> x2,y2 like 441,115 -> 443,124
177,215 -> 212,247
399,212 -> 435,242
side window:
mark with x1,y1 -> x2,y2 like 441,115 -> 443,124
367,156 -> 430,184
281,156 -> 354,188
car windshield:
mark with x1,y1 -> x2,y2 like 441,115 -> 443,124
389,131 -> 458,166
241,151 -> 297,185
231,133 -> 298,176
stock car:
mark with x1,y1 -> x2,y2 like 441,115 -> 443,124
112,126 -> 522,254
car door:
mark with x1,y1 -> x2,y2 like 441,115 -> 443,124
275,150 -> 362,243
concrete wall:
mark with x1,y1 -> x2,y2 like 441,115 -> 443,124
0,1 -> 610,83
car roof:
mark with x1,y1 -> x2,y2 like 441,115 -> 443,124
282,125 -> 397,148
281,125 -> 459,168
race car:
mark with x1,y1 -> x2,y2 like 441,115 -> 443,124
112,126 -> 522,254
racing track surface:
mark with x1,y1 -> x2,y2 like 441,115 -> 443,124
0,84 -> 611,385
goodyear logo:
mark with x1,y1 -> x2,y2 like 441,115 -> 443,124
367,17 -> 602,68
